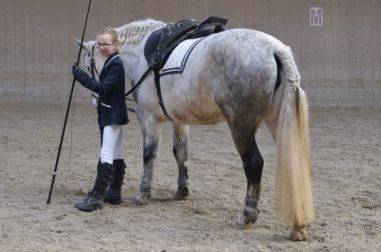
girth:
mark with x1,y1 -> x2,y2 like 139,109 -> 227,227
143,16 -> 228,120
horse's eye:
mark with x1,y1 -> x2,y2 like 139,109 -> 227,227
87,67 -> 90,71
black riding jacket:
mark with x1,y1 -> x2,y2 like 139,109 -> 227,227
75,52 -> 128,127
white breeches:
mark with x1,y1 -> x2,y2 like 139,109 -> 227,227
100,125 -> 123,164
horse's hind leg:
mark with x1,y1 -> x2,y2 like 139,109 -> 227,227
134,115 -> 160,205
172,123 -> 189,200
229,122 -> 264,229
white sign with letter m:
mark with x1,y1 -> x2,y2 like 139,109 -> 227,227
310,7 -> 323,26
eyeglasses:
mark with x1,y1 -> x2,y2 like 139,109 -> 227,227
96,43 -> 113,49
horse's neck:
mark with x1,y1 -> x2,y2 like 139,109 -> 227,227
120,29 -> 157,81
120,45 -> 147,82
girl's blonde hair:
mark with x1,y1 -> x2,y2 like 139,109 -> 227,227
98,27 -> 119,44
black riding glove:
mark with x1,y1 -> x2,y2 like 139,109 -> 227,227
72,64 -> 90,84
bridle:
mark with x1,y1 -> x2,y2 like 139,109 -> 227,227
89,45 -> 100,79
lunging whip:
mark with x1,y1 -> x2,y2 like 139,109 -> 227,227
47,0 -> 93,204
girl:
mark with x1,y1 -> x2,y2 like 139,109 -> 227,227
72,27 -> 128,212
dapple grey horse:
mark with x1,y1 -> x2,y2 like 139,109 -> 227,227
77,19 -> 314,241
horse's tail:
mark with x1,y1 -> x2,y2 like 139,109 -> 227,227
272,47 -> 315,228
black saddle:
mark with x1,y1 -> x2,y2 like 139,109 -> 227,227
144,16 -> 228,72
128,17 -> 228,120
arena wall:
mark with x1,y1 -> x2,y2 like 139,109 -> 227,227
0,0 -> 380,106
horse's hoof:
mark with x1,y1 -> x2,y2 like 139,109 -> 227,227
234,214 -> 250,229
175,186 -> 189,200
289,227 -> 308,241
234,207 -> 259,229
133,192 -> 151,205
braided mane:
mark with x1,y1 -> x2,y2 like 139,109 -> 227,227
115,19 -> 165,45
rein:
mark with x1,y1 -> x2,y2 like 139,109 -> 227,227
89,45 -> 147,104
124,67 -> 153,97
123,66 -> 172,120
90,46 -> 138,112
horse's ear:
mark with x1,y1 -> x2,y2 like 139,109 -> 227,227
75,39 -> 91,52
75,39 -> 82,49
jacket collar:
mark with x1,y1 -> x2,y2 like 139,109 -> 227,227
103,52 -> 119,68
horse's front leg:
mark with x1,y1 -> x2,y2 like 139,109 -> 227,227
134,115 -> 160,205
172,123 -> 189,200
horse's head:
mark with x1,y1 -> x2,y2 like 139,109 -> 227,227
75,39 -> 105,77
75,19 -> 166,81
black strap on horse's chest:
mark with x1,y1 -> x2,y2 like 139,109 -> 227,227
125,16 -> 228,120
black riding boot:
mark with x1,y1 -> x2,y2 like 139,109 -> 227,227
104,159 -> 126,204
73,160 -> 101,208
74,162 -> 114,212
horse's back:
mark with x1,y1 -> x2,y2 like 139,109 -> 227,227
162,28 -> 284,125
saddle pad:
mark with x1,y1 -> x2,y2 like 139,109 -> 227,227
159,37 -> 205,76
